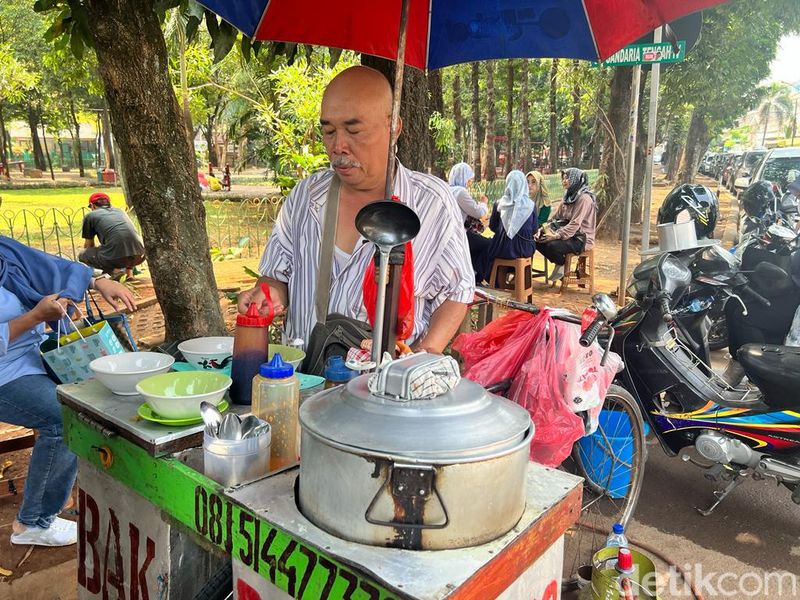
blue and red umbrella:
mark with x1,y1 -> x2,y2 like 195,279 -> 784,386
198,0 -> 726,69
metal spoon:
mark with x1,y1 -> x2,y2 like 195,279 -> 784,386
239,415 -> 261,439
200,401 -> 223,437
219,412 -> 242,440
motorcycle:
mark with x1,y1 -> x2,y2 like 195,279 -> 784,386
590,254 -> 800,515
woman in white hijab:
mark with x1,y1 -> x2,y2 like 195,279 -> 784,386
447,162 -> 491,277
475,170 -> 538,285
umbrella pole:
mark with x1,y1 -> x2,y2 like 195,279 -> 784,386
379,0 -> 410,359
384,0 -> 410,199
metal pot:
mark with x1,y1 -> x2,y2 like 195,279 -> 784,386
298,355 -> 533,550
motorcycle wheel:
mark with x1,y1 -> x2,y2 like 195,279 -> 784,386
707,315 -> 729,351
561,384 -> 647,585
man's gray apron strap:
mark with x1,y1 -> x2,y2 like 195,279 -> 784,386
314,174 -> 341,326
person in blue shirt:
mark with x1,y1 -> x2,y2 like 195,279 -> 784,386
475,170 -> 538,285
0,236 -> 136,547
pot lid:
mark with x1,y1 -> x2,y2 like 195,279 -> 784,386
299,374 -> 532,461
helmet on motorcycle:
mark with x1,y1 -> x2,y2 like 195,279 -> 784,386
740,181 -> 776,218
657,184 -> 719,239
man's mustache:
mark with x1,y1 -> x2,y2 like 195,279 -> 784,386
331,156 -> 361,168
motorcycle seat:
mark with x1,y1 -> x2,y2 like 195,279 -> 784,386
737,344 -> 800,410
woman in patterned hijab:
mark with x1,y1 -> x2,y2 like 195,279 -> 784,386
535,168 -> 597,282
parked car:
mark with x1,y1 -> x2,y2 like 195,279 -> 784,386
736,146 -> 800,239
699,153 -> 717,176
745,146 -> 800,193
732,149 -> 767,193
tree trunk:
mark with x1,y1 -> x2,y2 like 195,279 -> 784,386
361,55 -> 432,173
101,107 -> 115,170
428,68 -> 445,178
520,60 -> 531,173
505,61 -> 514,175
666,139 -> 682,182
571,60 -> 582,166
452,73 -> 463,160
632,72 -> 649,224
589,77 -> 607,170
470,62 -> 482,181
761,104 -> 770,147
0,104 -> 9,180
84,0 -> 225,342
27,104 -> 46,171
678,108 -> 709,184
597,67 -> 633,239
40,118 -> 55,181
205,113 -> 216,167
548,59 -> 558,172
481,61 -> 496,181
69,99 -> 86,177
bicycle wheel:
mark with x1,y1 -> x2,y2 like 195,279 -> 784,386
561,384 -> 647,584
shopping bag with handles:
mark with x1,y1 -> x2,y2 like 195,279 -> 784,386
41,303 -> 126,384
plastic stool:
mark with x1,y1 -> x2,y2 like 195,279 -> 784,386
488,257 -> 533,303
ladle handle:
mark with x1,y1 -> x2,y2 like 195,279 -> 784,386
372,249 -> 390,365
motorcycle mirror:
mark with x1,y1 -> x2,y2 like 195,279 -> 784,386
767,223 -> 796,241
753,261 -> 789,281
592,293 -> 618,322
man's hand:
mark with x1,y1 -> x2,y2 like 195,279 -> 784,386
94,278 -> 138,313
238,278 -> 287,317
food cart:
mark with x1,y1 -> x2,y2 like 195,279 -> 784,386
59,377 -> 583,600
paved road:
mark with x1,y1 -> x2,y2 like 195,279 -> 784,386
624,431 -> 800,599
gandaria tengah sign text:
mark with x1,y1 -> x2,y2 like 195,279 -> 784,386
598,40 -> 686,67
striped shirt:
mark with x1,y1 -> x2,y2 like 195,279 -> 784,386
258,162 -> 475,345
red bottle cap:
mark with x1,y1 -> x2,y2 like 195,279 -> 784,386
236,302 -> 270,327
616,547 -> 634,573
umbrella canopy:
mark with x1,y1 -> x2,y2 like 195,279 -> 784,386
199,0 -> 726,69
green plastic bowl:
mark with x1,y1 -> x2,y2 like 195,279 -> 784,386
136,371 -> 232,419
268,345 -> 306,371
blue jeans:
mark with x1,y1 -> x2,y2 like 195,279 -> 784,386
0,374 -> 77,528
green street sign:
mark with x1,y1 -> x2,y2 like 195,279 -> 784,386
597,40 -> 686,67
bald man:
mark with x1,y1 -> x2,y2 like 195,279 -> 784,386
238,66 -> 473,357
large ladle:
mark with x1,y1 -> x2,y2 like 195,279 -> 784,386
355,201 -> 421,366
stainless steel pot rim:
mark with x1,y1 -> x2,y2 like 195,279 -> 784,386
301,425 -> 534,465
300,376 -> 533,456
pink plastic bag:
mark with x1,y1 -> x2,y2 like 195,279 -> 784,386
456,308 -> 621,467
453,310 -> 539,386
511,310 -> 620,466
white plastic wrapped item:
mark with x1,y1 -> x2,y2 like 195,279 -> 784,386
785,304 -> 800,347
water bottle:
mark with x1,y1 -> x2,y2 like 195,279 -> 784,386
606,522 -> 629,548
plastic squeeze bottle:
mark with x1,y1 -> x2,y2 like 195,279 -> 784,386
251,353 -> 300,471
324,355 -> 357,389
229,283 -> 273,405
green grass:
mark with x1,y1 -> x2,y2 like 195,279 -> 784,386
0,186 -> 279,261
0,187 -> 125,212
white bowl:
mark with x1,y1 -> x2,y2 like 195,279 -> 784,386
136,371 -> 232,419
178,336 -> 234,371
89,352 -> 175,395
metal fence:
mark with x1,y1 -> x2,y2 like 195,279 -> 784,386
0,197 -> 285,261
0,170 -> 598,260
